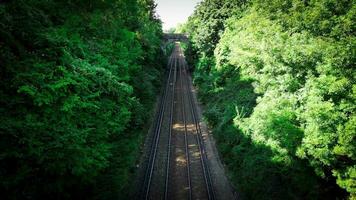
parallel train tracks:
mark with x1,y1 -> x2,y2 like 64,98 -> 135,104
139,43 -> 215,200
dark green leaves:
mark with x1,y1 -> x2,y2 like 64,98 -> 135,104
0,0 -> 163,199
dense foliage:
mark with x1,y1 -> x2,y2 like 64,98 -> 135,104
183,0 -> 355,199
0,0 -> 163,199
183,0 -> 250,56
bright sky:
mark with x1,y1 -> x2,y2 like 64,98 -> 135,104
155,0 -> 202,30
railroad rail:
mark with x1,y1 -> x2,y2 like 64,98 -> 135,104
178,48 -> 192,200
181,51 -> 216,200
140,49 -> 176,199
140,43 -> 215,200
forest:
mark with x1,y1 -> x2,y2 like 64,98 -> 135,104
180,0 -> 355,199
0,0 -> 164,199
1,0 -> 355,199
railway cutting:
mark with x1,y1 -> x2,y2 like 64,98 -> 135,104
135,43 -> 236,200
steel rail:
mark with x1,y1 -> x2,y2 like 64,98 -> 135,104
142,49 -> 175,200
181,47 -> 216,200
164,46 -> 178,200
178,48 -> 193,200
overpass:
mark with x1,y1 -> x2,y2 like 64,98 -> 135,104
163,33 -> 188,42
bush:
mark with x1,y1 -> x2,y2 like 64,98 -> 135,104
185,0 -> 355,199
0,0 -> 163,199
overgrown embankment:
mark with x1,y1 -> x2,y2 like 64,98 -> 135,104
181,0 -> 355,199
0,0 -> 164,199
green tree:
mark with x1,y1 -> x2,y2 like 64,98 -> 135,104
185,0 -> 355,199
0,0 -> 164,199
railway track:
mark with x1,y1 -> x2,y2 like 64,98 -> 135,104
139,43 -> 215,200
180,51 -> 216,200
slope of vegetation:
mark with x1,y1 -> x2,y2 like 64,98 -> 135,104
183,0 -> 355,199
0,0 -> 163,199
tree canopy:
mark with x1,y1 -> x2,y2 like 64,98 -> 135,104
0,0 -> 164,199
183,0 -> 355,199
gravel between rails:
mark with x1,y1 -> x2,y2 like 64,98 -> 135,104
133,43 -> 238,200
